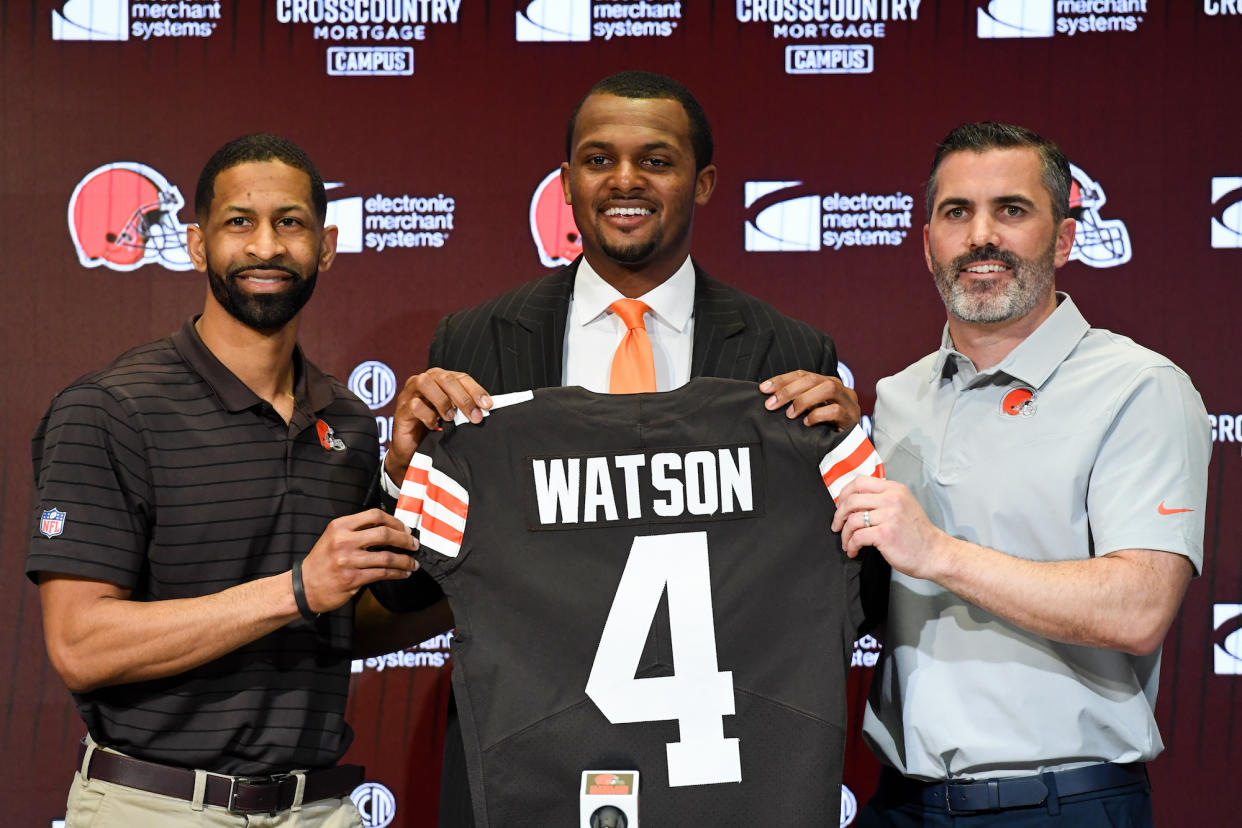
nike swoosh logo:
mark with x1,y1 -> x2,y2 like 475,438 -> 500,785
1157,502 -> 1194,515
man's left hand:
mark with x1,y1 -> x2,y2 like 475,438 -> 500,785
760,370 -> 860,430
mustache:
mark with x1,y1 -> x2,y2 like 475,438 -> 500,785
228,263 -> 300,279
952,245 -> 1019,271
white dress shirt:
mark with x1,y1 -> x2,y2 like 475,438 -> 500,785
563,256 -> 696,392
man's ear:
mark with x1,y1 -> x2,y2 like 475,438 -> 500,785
187,223 -> 207,273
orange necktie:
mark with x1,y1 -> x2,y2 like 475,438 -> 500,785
608,299 -> 656,393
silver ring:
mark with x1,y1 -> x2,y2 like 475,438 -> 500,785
862,510 -> 871,528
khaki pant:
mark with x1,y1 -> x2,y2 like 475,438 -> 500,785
65,740 -> 363,828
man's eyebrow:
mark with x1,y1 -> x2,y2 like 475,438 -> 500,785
576,140 -> 678,153
992,194 -> 1037,208
934,194 -> 1040,212
934,196 -> 970,212
220,203 -> 309,214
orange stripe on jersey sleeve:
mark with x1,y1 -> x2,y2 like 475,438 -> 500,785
821,438 -> 879,490
422,513 -> 465,546
395,492 -> 425,517
426,482 -> 469,520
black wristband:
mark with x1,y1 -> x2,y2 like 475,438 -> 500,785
291,557 -> 319,621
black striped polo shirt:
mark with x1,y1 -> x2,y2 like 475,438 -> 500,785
27,318 -> 379,775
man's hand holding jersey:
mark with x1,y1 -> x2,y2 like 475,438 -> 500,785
385,368 -> 494,486
760,369 -> 860,430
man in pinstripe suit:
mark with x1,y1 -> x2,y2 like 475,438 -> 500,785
384,70 -> 859,483
376,70 -> 863,826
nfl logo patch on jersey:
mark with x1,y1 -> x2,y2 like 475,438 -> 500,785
40,508 -> 67,538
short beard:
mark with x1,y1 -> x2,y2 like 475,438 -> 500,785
596,221 -> 663,266
931,240 -> 1056,324
207,262 -> 317,333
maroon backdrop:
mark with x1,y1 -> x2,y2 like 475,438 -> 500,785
2,2 -> 1240,825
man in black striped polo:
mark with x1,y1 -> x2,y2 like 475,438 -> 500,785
27,134 -> 436,826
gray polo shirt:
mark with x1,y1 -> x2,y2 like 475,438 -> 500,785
863,294 -> 1209,780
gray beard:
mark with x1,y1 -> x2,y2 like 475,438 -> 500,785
932,242 -> 1055,324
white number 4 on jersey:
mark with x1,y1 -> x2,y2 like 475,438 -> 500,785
585,531 -> 742,787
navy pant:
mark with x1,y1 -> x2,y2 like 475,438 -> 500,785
857,774 -> 1153,827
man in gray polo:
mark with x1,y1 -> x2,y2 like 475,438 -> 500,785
832,122 -> 1210,826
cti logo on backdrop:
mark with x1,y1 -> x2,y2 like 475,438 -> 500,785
67,163 -> 194,272
530,169 -> 582,268
515,0 -> 681,41
52,0 -> 221,41
976,0 -> 1148,38
350,781 -> 397,828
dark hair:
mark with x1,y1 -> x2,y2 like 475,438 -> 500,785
926,122 -> 1071,224
565,71 -> 714,171
195,133 -> 326,222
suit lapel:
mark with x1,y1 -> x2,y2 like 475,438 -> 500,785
691,265 -> 770,379
493,261 -> 577,392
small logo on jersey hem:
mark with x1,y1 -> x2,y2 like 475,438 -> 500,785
1000,386 -> 1037,417
1157,502 -> 1193,515
317,420 -> 347,451
40,508 -> 67,538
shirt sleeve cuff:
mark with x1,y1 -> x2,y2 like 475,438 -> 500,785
375,464 -> 399,501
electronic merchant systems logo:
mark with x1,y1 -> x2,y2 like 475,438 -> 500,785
324,184 -> 457,254
744,181 -> 913,252
1213,604 -> 1242,675
515,0 -> 682,42
350,781 -> 397,828
52,0 -> 222,42
68,162 -> 194,272
977,0 -> 1148,38
1211,177 -> 1242,248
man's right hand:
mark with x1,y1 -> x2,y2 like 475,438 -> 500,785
298,509 -> 420,614
385,368 -> 492,485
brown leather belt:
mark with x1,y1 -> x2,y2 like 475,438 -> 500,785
78,741 -> 364,813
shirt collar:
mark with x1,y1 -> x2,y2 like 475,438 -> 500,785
170,316 -> 334,413
572,256 -> 696,333
928,292 -> 1091,388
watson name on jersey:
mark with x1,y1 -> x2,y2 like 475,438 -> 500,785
390,378 -> 885,826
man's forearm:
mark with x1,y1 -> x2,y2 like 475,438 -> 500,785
40,572 -> 300,693
928,538 -> 1193,655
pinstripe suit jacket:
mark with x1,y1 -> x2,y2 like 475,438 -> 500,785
425,260 -> 860,828
428,258 -> 839,389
